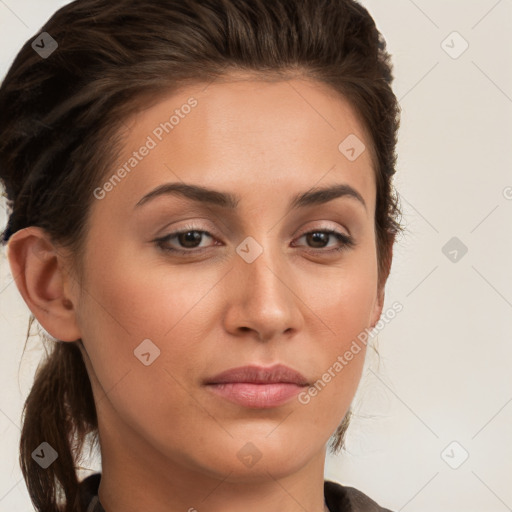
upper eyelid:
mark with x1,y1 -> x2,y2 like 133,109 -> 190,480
159,224 -> 351,244
163,222 -> 349,236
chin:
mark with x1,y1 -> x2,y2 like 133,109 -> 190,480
194,434 -> 319,482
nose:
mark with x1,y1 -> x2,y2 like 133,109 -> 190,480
222,240 -> 304,342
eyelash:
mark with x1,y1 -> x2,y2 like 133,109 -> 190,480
154,223 -> 355,256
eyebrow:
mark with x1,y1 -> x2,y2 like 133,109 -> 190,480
134,182 -> 367,211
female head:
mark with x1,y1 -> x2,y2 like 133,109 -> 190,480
0,0 -> 401,511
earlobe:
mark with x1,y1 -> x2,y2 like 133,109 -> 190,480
370,241 -> 393,328
6,227 -> 82,342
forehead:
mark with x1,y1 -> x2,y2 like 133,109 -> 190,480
95,76 -> 376,218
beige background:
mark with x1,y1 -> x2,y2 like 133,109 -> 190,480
1,1 -> 511,510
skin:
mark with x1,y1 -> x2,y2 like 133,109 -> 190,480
7,75 -> 389,512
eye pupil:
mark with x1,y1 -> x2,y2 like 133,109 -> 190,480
308,232 -> 329,248
179,231 -> 202,248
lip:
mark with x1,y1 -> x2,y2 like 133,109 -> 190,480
203,364 -> 309,409
204,364 -> 309,386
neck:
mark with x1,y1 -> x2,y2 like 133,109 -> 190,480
96,406 -> 330,512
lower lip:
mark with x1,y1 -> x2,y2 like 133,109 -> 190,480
205,382 -> 305,408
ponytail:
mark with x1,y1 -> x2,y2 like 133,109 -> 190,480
19,316 -> 98,512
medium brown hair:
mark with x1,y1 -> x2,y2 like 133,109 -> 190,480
0,0 -> 402,510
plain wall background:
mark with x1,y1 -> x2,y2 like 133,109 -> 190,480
1,1 -> 511,511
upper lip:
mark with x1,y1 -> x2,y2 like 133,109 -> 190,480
204,364 -> 309,386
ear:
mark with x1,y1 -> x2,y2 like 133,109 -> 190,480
370,241 -> 394,328
6,227 -> 82,342
370,284 -> 385,329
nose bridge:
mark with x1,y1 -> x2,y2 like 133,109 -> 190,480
242,239 -> 285,300
225,232 -> 301,340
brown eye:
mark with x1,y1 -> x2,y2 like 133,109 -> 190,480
154,226 -> 217,255
293,229 -> 355,253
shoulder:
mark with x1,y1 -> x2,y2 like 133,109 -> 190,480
324,480 -> 395,512
79,473 -> 104,512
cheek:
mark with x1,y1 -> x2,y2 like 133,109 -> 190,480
308,244 -> 379,340
303,246 -> 378,399
79,244 -> 203,338
74,243 -> 218,398
75,251 -> 203,440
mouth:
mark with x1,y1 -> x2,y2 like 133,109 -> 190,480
203,364 -> 309,409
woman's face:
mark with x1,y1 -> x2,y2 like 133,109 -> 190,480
71,75 -> 384,481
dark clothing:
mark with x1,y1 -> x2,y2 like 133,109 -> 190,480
79,473 -> 394,512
